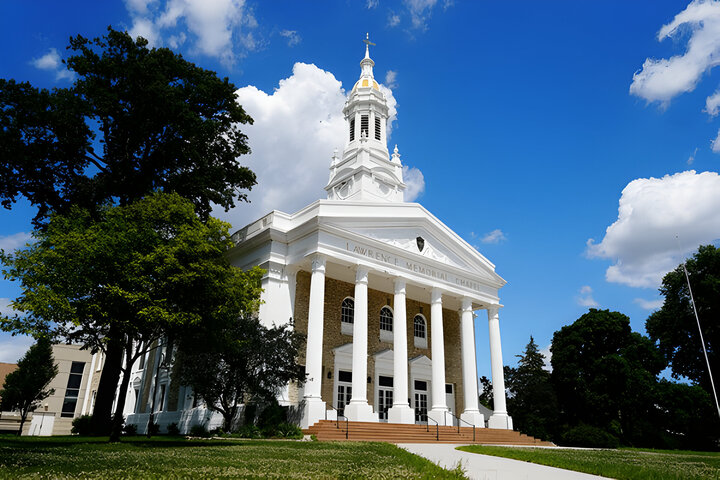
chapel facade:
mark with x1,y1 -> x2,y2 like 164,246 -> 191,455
121,40 -> 512,433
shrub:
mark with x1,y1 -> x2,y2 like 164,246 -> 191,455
122,424 -> 137,436
257,402 -> 287,429
167,423 -> 180,436
189,424 -> 209,438
277,422 -> 303,439
237,424 -> 261,438
561,424 -> 619,448
71,415 -> 94,436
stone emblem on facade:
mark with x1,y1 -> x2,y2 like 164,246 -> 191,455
416,236 -> 425,252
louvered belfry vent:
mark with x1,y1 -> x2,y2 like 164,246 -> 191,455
375,117 -> 381,140
350,118 -> 355,141
361,115 -> 369,137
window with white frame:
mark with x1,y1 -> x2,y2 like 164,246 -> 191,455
341,297 -> 354,335
379,306 -> 393,342
413,314 -> 427,348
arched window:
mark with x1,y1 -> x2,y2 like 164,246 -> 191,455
414,314 -> 428,349
413,315 -> 426,339
341,298 -> 354,324
380,307 -> 393,332
341,297 -> 354,335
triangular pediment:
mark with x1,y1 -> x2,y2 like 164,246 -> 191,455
320,205 -> 505,287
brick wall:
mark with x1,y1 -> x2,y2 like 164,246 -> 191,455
294,270 -> 465,415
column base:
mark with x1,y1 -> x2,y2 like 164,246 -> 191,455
300,397 -> 326,429
344,400 -> 378,422
460,410 -> 485,428
488,413 -> 513,430
428,408 -> 451,426
387,405 -> 415,424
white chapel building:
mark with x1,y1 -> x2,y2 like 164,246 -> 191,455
123,41 -> 513,432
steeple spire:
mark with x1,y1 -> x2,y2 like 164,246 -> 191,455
325,36 -> 406,203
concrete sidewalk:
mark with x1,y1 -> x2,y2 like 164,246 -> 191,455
398,443 -> 609,480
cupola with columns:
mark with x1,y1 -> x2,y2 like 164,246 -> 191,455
326,35 -> 406,203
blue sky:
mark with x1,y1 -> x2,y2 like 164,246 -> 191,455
2,1 -> 720,382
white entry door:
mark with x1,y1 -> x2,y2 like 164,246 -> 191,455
377,375 -> 393,422
445,383 -> 456,426
336,370 -> 352,417
413,380 -> 428,424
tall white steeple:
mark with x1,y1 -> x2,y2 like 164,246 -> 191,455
326,34 -> 406,203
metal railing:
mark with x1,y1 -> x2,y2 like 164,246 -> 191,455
445,411 -> 476,443
426,415 -> 439,441
326,406 -> 349,439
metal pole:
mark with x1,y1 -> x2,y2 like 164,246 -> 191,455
682,262 -> 720,420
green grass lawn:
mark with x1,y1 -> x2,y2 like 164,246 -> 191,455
0,435 -> 464,479
457,445 -> 720,480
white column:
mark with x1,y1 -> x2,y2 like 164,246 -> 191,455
301,255 -> 327,428
388,278 -> 414,424
459,298 -> 485,427
428,287 -> 450,426
487,306 -> 513,429
344,266 -> 378,422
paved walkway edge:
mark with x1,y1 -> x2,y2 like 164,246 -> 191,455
398,443 -> 609,480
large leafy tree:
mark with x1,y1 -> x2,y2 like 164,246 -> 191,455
1,193 -> 248,440
646,245 -> 720,393
0,337 -> 58,435
0,27 -> 255,434
551,309 -> 665,445
176,313 -> 305,433
0,27 -> 255,223
504,336 -> 558,441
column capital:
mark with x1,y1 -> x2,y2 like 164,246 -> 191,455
393,277 -> 406,294
486,304 -> 500,318
431,287 -> 443,305
355,265 -> 369,284
310,254 -> 326,273
461,297 -> 473,312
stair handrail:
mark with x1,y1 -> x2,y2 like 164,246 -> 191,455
325,405 -> 349,439
445,410 -> 476,443
426,415 -> 439,441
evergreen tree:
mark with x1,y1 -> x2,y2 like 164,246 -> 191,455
0,337 -> 58,435
505,336 -> 558,441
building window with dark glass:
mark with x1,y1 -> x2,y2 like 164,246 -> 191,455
379,306 -> 393,342
414,314 -> 427,349
341,297 -> 354,335
61,361 -> 85,418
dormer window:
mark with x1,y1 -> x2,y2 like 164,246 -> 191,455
361,115 -> 369,137
349,118 -> 355,141
375,117 -> 381,141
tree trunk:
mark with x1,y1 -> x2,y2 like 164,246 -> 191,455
92,330 -> 123,436
17,407 -> 28,436
109,341 -> 134,442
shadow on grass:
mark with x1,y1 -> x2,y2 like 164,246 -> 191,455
0,434 -> 265,450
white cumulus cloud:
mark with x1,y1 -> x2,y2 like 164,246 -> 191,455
405,0 -> 439,30
705,89 -> 720,116
124,0 -> 256,64
0,232 -> 32,253
634,297 -> 664,310
384,70 -> 398,89
630,0 -> 720,105
403,165 -> 425,201
577,285 -> 599,307
388,12 -> 401,27
481,229 -> 506,244
587,170 -> 720,288
539,344 -> 552,371
31,48 -> 74,81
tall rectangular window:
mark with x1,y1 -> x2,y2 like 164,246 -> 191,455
374,117 -> 381,140
349,118 -> 355,141
61,361 -> 85,418
361,115 -> 369,137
